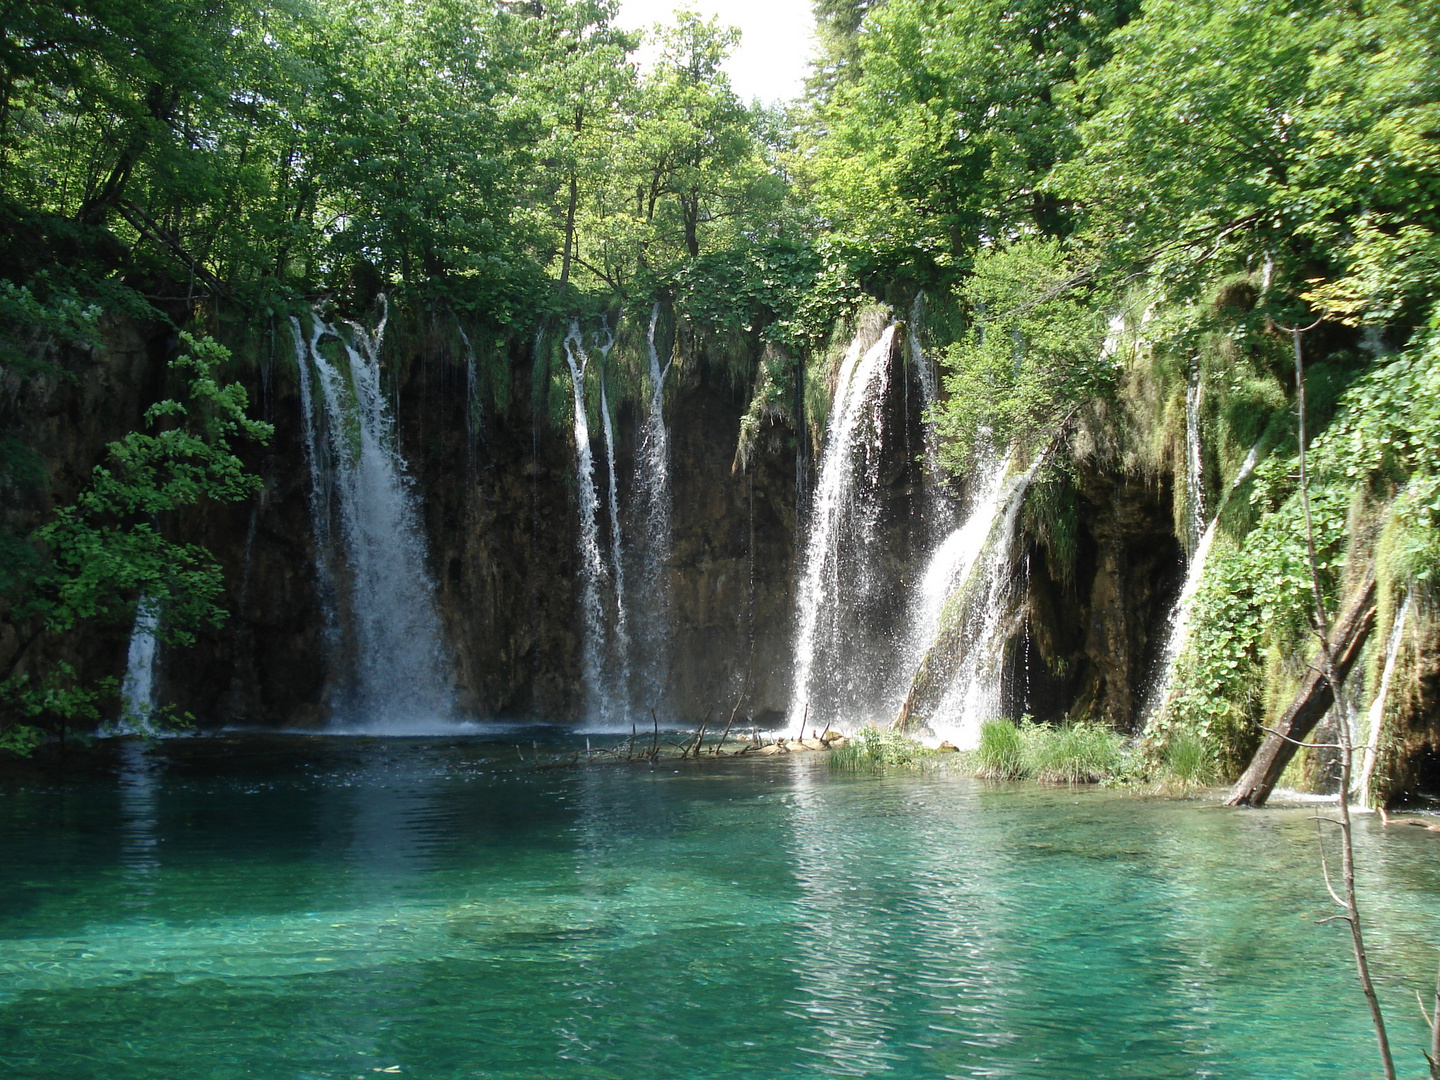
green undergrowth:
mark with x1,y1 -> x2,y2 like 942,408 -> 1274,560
970,718 -> 1127,784
1150,332 -> 1440,787
828,728 -> 934,772
827,719 -> 1223,792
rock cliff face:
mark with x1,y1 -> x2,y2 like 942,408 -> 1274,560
5,309 -> 1433,806
1018,467 -> 1184,732
154,314 -> 810,727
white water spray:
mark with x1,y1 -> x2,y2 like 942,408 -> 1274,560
595,323 -> 632,718
788,325 -> 897,731
291,306 -> 456,729
118,597 -> 160,731
927,461 -> 1040,748
633,301 -> 674,709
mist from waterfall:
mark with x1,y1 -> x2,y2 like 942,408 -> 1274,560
632,301 -> 673,712
291,306 -> 456,730
788,325 -> 897,732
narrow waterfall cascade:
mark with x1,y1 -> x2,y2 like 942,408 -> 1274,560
563,322 -> 606,723
562,321 -> 622,729
457,322 -> 483,462
906,292 -> 955,540
291,307 -> 456,729
288,318 -> 342,662
926,460 -> 1040,748
1183,366 -> 1206,554
632,301 -> 674,709
1357,592 -> 1414,802
788,324 -> 898,732
595,322 -> 633,718
896,455 -> 1009,693
1147,438 -> 1266,720
118,597 -> 160,731
908,292 -> 938,413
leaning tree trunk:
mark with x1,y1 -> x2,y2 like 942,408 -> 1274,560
1225,574 -> 1377,807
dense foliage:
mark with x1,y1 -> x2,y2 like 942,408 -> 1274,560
2,0 -> 1437,767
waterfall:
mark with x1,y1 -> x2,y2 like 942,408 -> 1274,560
563,321 -> 614,728
457,322 -> 483,463
788,324 -> 897,732
1183,364 -> 1205,554
291,306 -> 456,729
898,456 -> 1009,685
289,319 -> 342,661
1146,439 -> 1265,720
595,323 -> 632,718
926,460 -> 1040,748
118,597 -> 160,731
1357,592 -> 1413,803
908,292 -> 937,412
632,301 -> 673,710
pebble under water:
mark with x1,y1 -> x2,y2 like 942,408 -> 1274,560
2,733 -> 1438,1079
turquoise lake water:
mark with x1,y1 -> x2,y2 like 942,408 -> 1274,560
2,733 -> 1438,1079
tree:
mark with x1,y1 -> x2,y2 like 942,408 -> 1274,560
1,332 -> 271,753
799,0 -> 1135,282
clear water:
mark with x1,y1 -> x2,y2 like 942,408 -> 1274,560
3,735 -> 1438,1079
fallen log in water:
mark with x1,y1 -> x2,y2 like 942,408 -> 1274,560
1225,576 -> 1377,808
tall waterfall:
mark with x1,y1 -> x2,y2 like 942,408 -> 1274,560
291,306 -> 456,729
1146,439 -> 1265,720
926,461 -> 1039,748
788,325 -> 897,732
118,597 -> 160,731
563,321 -> 610,726
632,301 -> 673,710
288,318 -> 343,666
595,324 -> 633,718
1357,592 -> 1413,802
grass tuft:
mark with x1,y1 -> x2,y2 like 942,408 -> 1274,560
968,718 -> 1126,784
974,718 -> 1027,779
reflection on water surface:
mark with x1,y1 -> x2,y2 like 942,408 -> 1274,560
1,733 -> 1437,1079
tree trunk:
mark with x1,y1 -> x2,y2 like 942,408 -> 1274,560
1225,574 -> 1377,807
